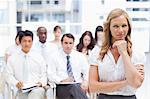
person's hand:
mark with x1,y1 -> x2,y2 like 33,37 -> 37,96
16,81 -> 23,89
80,80 -> 88,92
112,40 -> 127,54
43,84 -> 50,90
36,82 -> 42,87
135,64 -> 144,79
60,77 -> 74,83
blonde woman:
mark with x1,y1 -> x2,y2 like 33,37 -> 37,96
89,8 -> 145,99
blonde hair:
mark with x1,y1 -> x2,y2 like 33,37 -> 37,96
99,8 -> 132,60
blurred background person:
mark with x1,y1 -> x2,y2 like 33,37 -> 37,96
50,25 -> 62,49
32,26 -> 47,57
94,25 -> 104,48
5,31 -> 24,62
89,25 -> 104,71
76,31 -> 95,58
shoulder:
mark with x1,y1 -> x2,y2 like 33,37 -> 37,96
5,45 -> 14,52
31,42 -> 40,51
88,46 -> 102,66
44,42 -> 58,51
91,45 -> 101,55
5,44 -> 19,53
30,51 -> 44,60
47,48 -> 60,59
89,46 -> 101,60
71,50 -> 87,62
45,41 -> 57,47
32,42 -> 40,48
72,50 -> 84,57
7,52 -> 20,63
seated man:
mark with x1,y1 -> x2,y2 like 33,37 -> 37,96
47,33 -> 89,99
5,30 -> 47,99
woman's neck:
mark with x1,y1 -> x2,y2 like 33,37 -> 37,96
82,47 -> 88,54
110,47 -> 120,63
52,37 -> 60,43
54,37 -> 60,42
97,40 -> 102,47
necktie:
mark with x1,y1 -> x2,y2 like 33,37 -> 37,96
66,55 -> 75,82
23,55 -> 29,83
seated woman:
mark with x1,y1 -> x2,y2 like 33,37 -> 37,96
76,31 -> 95,58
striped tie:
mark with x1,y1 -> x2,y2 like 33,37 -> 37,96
66,55 -> 75,82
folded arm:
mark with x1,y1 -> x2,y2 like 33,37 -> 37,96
89,65 -> 127,93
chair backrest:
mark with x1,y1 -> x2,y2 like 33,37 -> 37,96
0,56 -> 5,98
0,56 -> 5,72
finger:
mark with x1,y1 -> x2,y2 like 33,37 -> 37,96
135,65 -> 144,71
16,84 -> 19,88
138,65 -> 144,70
18,83 -> 23,88
139,71 -> 144,75
136,64 -> 144,68
17,83 -> 21,89
138,70 -> 144,76
37,82 -> 42,87
137,69 -> 144,73
137,68 -> 144,72
69,77 -> 74,82
17,82 -> 21,87
20,82 -> 23,87
112,43 -> 117,48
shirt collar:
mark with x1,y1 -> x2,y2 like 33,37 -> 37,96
61,49 -> 73,58
19,49 -> 32,57
38,41 -> 46,47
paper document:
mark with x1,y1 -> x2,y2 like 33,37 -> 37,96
21,83 -> 38,93
59,82 -> 78,84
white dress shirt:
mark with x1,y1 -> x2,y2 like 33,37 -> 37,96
89,44 -> 101,63
5,50 -> 47,87
32,41 -> 58,60
51,42 -> 62,50
47,48 -> 89,84
89,49 -> 146,96
31,41 -> 47,57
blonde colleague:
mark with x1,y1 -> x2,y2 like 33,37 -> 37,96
89,8 -> 145,99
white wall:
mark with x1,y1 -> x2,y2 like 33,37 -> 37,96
82,0 -> 150,53
0,0 -> 149,56
0,0 -> 16,56
82,0 -> 102,34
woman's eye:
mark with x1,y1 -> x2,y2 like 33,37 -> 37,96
122,24 -> 127,27
113,25 -> 119,28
